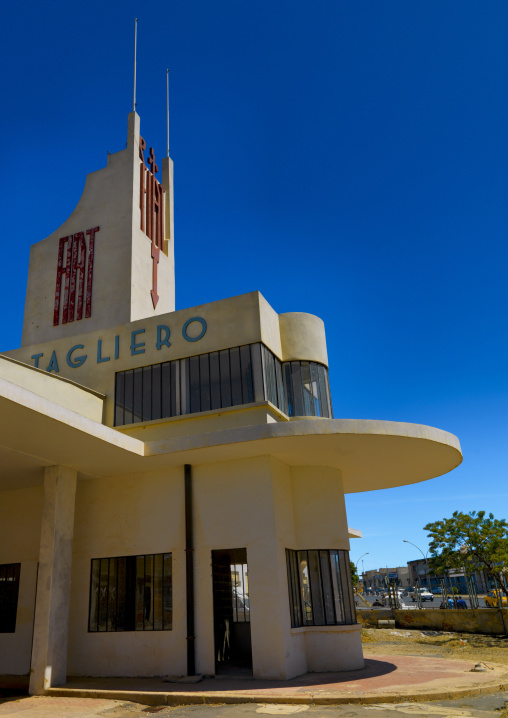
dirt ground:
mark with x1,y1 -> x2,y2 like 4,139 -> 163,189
361,626 -> 508,667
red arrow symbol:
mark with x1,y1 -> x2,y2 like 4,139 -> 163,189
151,243 -> 160,309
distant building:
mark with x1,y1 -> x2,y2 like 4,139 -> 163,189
407,558 -> 488,593
362,567 -> 410,590
407,558 -> 430,588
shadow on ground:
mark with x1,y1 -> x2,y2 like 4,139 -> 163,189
59,659 -> 397,693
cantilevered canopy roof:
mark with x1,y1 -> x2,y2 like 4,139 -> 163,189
0,368 -> 462,493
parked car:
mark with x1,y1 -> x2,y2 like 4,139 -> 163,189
410,588 -> 433,602
484,590 -> 508,607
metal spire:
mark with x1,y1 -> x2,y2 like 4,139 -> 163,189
133,18 -> 138,112
166,69 -> 170,157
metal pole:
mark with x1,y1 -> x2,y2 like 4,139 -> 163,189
133,18 -> 138,112
440,578 -> 447,608
355,552 -> 369,569
184,464 -> 195,675
403,539 -> 429,587
166,69 -> 170,158
414,579 -> 422,609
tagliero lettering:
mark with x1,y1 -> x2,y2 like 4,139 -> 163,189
30,317 -> 207,373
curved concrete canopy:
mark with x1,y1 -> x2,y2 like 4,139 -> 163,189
0,374 -> 462,492
144,418 -> 462,493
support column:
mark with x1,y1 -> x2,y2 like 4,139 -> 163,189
29,466 -> 77,695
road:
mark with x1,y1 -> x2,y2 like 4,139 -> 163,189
355,594 -> 491,609
1,694 -> 507,718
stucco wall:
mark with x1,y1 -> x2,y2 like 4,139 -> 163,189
357,608 -> 508,635
120,404 -> 284,442
0,486 -> 43,675
0,356 -> 104,423
67,469 -> 186,677
7,291 -> 282,428
270,458 -> 307,679
21,113 -> 175,348
396,608 -> 508,635
303,624 -> 363,672
66,458 -> 359,680
279,313 -> 328,367
193,456 -> 289,679
291,467 -> 350,549
69,458 -> 296,679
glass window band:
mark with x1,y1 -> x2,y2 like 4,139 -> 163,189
114,343 -> 333,426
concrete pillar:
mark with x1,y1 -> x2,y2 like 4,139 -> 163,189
29,466 -> 77,695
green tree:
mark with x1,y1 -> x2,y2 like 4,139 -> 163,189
350,561 -> 360,587
424,511 -> 508,595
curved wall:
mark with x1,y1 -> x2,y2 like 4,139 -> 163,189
279,313 -> 328,367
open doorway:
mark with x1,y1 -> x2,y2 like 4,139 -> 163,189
211,548 -> 252,675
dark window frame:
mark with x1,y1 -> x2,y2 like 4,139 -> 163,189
285,549 -> 356,628
0,563 -> 21,633
114,343 -> 333,426
88,552 -> 172,633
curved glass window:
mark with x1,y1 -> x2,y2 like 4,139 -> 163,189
286,549 -> 356,627
283,360 -> 332,418
114,343 -> 332,425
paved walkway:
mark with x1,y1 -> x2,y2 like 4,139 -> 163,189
1,654 -> 503,709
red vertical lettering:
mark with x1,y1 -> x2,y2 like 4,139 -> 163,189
85,226 -> 100,319
74,232 -> 87,321
153,181 -> 163,250
140,142 -> 166,307
54,228 -> 98,326
147,169 -> 153,240
140,161 -> 146,234
68,233 -> 80,322
151,243 -> 160,309
61,237 -> 74,324
54,236 -> 70,326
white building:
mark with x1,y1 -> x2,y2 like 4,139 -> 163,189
0,111 -> 462,693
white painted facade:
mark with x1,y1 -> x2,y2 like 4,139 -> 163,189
0,112 -> 462,692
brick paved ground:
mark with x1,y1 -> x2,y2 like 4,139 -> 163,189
2,653 -> 508,715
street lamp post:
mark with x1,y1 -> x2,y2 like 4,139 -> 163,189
403,539 -> 429,588
355,552 -> 369,569
355,552 -> 369,590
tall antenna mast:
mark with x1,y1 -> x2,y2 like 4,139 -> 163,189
166,69 -> 170,157
133,18 -> 138,112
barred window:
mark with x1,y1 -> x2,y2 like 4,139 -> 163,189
89,553 -> 172,632
0,563 -> 20,633
115,343 -> 332,426
286,549 -> 356,628
231,554 -> 250,623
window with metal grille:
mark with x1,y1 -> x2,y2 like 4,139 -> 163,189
89,553 -> 172,632
285,549 -> 356,628
114,343 -> 332,426
0,563 -> 21,633
230,554 -> 249,623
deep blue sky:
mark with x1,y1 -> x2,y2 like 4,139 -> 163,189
1,1 -> 507,573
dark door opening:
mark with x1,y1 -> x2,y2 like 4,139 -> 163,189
212,548 -> 252,674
